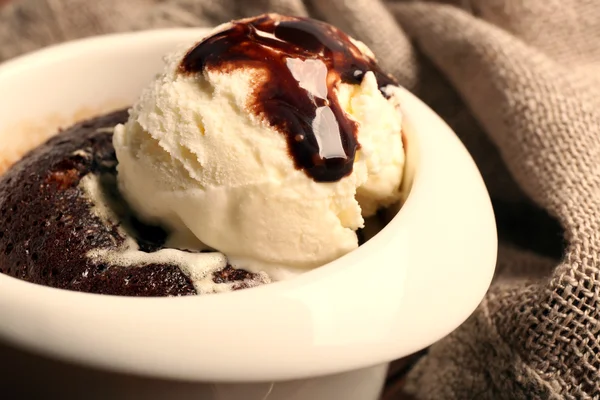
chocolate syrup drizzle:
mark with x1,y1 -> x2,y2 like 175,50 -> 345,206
180,14 -> 398,182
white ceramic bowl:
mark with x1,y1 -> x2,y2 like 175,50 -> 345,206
0,29 -> 497,400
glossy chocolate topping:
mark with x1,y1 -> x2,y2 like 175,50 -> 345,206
180,13 -> 398,182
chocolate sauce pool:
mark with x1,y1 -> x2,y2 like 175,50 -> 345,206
180,13 -> 397,182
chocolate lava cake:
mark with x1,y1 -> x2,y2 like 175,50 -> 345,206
0,110 -> 267,296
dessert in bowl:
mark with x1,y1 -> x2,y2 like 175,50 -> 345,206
1,14 -> 408,296
0,14 -> 497,400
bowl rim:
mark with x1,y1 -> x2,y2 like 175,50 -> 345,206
0,28 -> 497,382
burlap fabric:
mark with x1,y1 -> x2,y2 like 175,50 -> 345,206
2,0 -> 600,399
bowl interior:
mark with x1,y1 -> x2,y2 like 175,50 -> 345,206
0,30 -> 199,174
0,29 -> 496,382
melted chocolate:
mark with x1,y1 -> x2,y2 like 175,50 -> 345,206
180,14 -> 398,182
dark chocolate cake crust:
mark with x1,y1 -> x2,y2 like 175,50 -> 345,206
0,110 -> 260,296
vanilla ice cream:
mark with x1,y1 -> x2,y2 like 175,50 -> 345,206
113,14 -> 405,278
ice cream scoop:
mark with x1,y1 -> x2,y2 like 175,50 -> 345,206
113,13 -> 405,277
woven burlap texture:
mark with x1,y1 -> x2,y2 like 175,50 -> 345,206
2,0 -> 600,398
